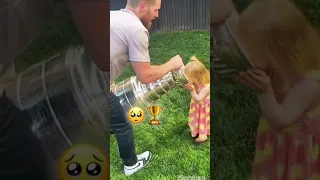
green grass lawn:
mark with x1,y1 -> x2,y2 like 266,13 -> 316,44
211,82 -> 259,179
111,31 -> 211,179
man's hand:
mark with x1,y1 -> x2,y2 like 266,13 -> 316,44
131,55 -> 183,84
237,68 -> 272,94
169,55 -> 184,70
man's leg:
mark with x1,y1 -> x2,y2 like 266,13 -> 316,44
108,92 -> 137,165
0,91 -> 49,179
107,92 -> 152,176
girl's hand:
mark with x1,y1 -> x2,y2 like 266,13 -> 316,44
184,83 -> 195,91
237,68 -> 272,94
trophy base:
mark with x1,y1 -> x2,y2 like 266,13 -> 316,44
149,119 -> 161,125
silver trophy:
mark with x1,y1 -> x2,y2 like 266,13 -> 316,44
1,45 -> 110,162
111,68 -> 189,124
211,8 -> 253,83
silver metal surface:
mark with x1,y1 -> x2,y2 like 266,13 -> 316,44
1,45 -> 110,161
111,67 -> 189,112
211,10 -> 252,82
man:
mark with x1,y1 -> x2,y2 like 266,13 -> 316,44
110,0 -> 184,176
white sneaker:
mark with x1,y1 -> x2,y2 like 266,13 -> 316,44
124,151 -> 152,176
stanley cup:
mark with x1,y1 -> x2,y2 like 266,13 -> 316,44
1,46 -> 110,161
211,8 -> 253,83
111,68 -> 189,113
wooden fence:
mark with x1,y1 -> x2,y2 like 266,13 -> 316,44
110,0 -> 210,31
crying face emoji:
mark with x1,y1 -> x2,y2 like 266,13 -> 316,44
127,107 -> 145,124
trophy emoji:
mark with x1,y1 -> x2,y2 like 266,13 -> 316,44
146,106 -> 164,125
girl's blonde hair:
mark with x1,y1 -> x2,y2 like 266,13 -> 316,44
237,0 -> 320,79
183,56 -> 210,87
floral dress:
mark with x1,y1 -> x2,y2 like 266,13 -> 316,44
252,72 -> 320,180
188,84 -> 210,142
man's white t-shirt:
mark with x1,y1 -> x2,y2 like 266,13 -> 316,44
110,9 -> 151,84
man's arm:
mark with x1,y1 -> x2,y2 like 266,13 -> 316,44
131,61 -> 173,84
68,0 -> 110,72
211,0 -> 234,26
129,30 -> 175,84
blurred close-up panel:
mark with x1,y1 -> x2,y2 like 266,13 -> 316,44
0,0 -> 56,76
211,0 -> 320,179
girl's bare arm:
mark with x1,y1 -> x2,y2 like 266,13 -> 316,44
190,86 -> 210,103
258,80 -> 320,129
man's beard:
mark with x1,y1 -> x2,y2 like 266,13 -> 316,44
142,20 -> 152,30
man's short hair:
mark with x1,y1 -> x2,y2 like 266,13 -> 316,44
127,0 -> 156,8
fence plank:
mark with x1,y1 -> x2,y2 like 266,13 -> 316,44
110,0 -> 210,31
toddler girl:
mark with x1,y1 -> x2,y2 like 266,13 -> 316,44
237,0 -> 320,179
183,56 -> 210,143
